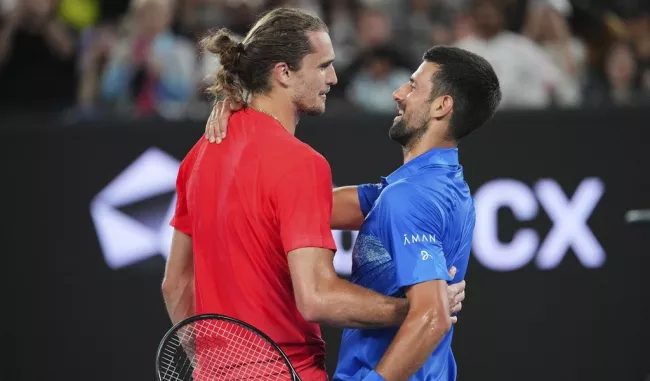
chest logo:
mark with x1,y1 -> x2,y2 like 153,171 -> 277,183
403,234 -> 437,245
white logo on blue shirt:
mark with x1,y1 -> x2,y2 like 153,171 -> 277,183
420,250 -> 432,260
403,234 -> 437,245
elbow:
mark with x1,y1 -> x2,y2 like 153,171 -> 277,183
161,277 -> 175,299
161,274 -> 187,300
295,293 -> 326,323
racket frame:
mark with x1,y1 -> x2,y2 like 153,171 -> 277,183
155,313 -> 301,381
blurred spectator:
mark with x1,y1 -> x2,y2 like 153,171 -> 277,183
175,0 -> 227,40
455,0 -> 581,109
98,0 -> 196,118
357,7 -> 392,51
323,0 -> 360,71
524,0 -> 589,85
220,0 -> 262,37
405,0 -> 456,63
267,0 -> 323,16
75,21 -> 117,118
583,40 -> 649,107
619,4 -> 650,95
328,5 -> 404,97
0,0 -> 77,111
2,0 -> 650,119
346,45 -> 411,113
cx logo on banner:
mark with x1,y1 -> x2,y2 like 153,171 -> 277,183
472,178 -> 606,271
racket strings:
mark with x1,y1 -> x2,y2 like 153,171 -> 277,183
159,319 -> 294,381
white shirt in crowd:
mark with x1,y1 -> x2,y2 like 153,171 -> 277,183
455,31 -> 582,109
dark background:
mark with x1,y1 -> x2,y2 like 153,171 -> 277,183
3,107 -> 649,381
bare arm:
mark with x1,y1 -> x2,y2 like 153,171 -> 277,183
288,247 -> 408,328
162,229 -> 195,324
373,280 -> 452,381
331,186 -> 364,230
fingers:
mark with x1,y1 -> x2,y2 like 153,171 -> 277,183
453,281 -> 466,303
450,316 -> 458,325
205,97 -> 243,144
448,279 -> 466,297
218,98 -> 232,140
450,287 -> 465,314
205,101 -> 223,143
447,275 -> 466,318
448,266 -> 457,279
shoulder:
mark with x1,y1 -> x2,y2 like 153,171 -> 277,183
180,138 -> 204,167
279,142 -> 331,180
176,138 -> 205,182
380,180 -> 420,201
378,178 -> 460,221
378,180 -> 441,213
381,179 -> 447,203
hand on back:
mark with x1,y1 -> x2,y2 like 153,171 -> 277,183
205,98 -> 243,143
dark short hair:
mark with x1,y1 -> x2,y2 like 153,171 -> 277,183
200,7 -> 329,104
423,46 -> 501,140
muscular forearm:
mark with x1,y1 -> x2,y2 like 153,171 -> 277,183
162,274 -> 195,324
310,278 -> 408,328
375,311 -> 451,381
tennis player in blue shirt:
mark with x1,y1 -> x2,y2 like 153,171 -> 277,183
330,46 -> 501,381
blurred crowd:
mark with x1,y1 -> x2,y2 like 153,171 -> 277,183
0,0 -> 649,122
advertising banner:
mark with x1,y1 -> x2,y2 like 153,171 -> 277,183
3,108 -> 649,381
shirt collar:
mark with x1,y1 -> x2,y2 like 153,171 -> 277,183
382,148 -> 459,185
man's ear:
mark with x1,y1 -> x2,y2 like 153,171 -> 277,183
272,62 -> 292,88
431,95 -> 453,120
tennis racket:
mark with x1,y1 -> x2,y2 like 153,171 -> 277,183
156,314 -> 301,381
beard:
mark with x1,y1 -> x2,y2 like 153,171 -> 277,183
294,94 -> 326,116
389,116 -> 428,148
293,78 -> 327,116
301,104 -> 325,116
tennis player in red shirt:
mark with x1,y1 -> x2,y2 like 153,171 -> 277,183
162,8 -> 465,381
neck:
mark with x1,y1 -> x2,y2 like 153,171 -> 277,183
249,93 -> 299,135
403,133 -> 456,164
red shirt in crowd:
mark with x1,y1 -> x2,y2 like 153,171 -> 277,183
170,108 -> 336,380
